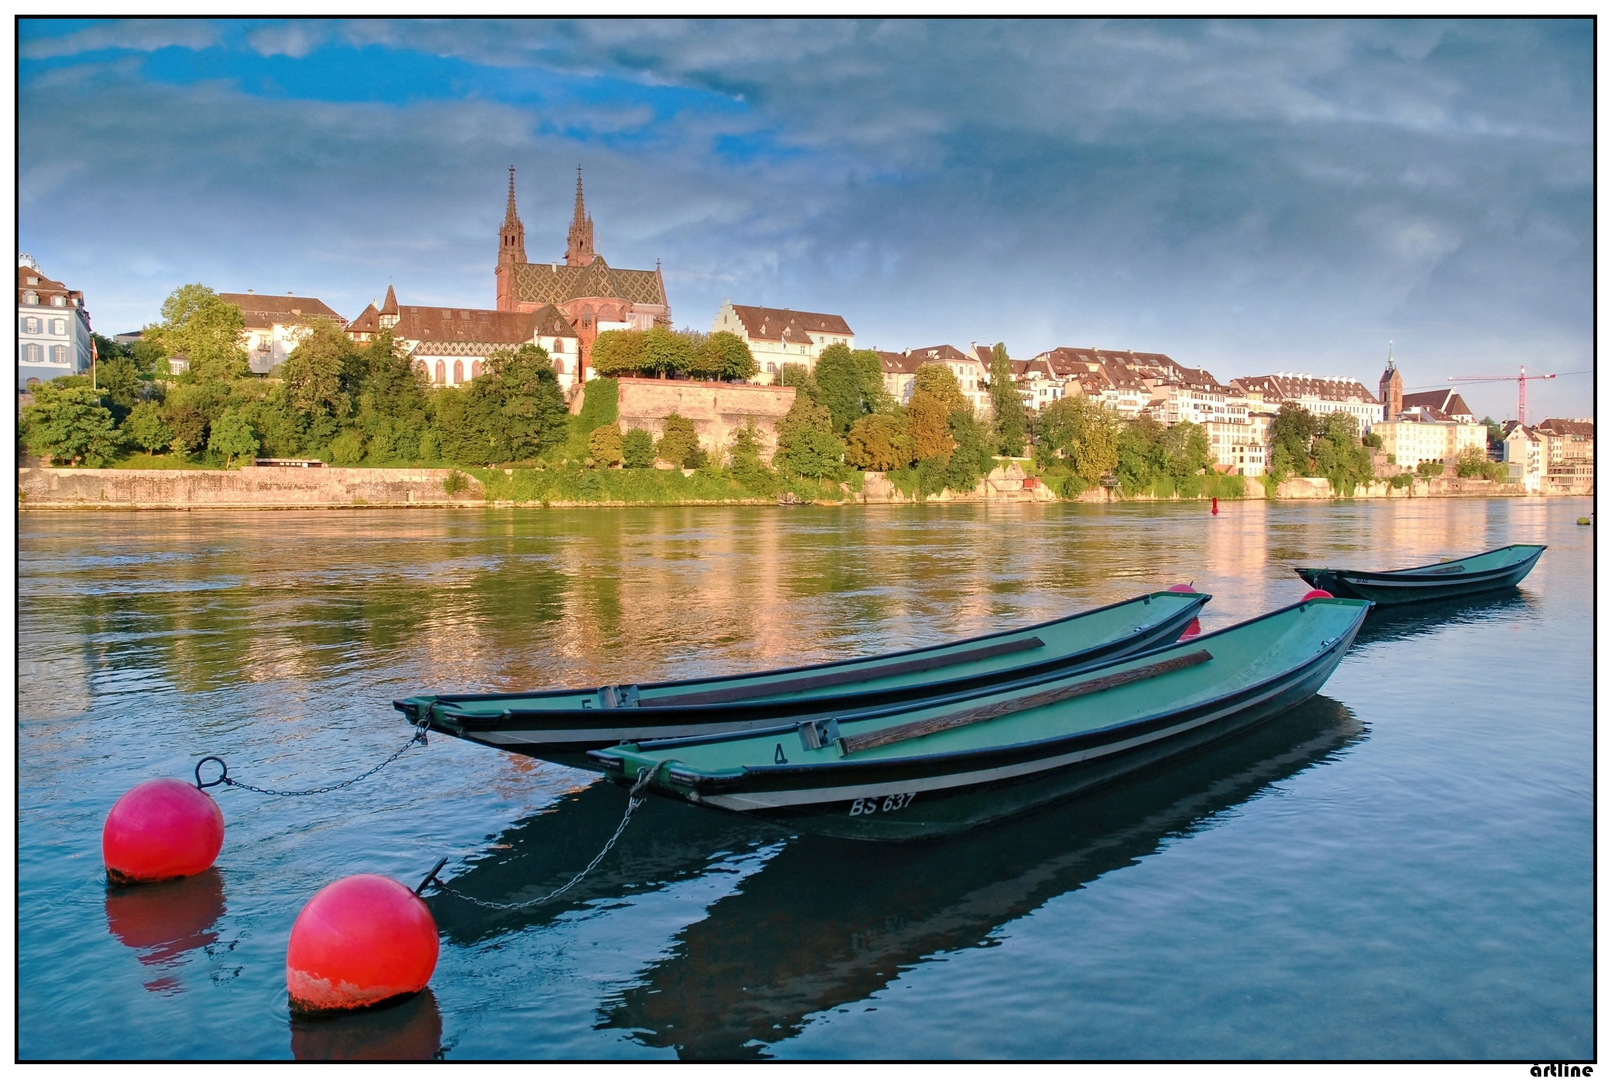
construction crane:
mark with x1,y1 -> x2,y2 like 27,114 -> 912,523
1448,366 -> 1555,427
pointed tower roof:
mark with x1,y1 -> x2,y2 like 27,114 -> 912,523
504,165 -> 520,227
566,166 -> 596,267
381,284 -> 399,315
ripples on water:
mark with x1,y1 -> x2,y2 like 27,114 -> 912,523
17,500 -> 1591,1059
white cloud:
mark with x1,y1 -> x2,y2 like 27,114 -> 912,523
20,19 -> 219,59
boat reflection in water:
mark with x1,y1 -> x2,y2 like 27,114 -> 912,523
1352,588 -> 1537,647
289,988 -> 443,1061
427,778 -> 786,946
103,869 -> 226,996
599,694 -> 1366,1060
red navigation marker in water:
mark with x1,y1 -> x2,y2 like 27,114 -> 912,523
287,875 -> 439,1014
102,778 -> 226,884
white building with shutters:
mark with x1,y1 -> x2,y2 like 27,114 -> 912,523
17,255 -> 93,391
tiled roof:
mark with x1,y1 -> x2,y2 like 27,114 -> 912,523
390,305 -> 543,345
17,266 -> 81,307
728,304 -> 852,343
877,350 -> 921,375
347,303 -> 381,335
1502,420 -> 1538,441
1401,389 -> 1471,417
219,293 -> 344,329
1536,418 -> 1594,437
527,303 -> 579,338
511,255 -> 667,308
1236,373 -> 1379,406
908,344 -> 984,367
408,340 -> 525,358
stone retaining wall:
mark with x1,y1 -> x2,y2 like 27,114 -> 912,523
18,467 -> 485,509
579,377 -> 797,461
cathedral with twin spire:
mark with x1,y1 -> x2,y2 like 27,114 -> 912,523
494,167 -> 671,377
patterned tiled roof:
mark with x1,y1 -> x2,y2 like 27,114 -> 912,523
408,339 -> 523,358
729,305 -> 852,344
511,255 -> 666,308
219,293 -> 344,329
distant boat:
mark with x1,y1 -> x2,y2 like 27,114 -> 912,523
396,590 -> 1210,769
588,597 -> 1371,840
1294,544 -> 1545,606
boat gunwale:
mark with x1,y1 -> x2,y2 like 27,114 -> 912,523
402,589 -> 1210,712
1292,543 -> 1545,584
591,598 -> 1371,794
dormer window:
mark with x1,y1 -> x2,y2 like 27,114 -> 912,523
22,291 -> 37,305
51,296 -> 66,307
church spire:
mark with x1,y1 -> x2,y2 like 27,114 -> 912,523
566,165 -> 595,267
498,165 -> 526,269
1379,340 -> 1403,422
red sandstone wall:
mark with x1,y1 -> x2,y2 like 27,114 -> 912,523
611,378 -> 797,461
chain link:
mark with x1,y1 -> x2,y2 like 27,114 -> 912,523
429,767 -> 656,912
197,718 -> 431,797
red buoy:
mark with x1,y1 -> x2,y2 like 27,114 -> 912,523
1177,617 -> 1202,640
1211,497 -> 1219,515
287,875 -> 439,1014
103,778 -> 225,884
1301,589 -> 1334,602
1168,581 -> 1196,593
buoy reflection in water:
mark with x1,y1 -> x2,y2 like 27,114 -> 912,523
290,988 -> 443,1061
104,869 -> 226,995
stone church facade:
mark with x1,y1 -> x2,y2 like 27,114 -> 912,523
494,167 -> 670,381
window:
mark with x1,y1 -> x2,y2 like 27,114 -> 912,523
472,360 -> 484,378
50,345 -> 68,364
453,360 -> 464,384
434,360 -> 446,385
22,343 -> 42,363
51,296 -> 65,307
21,317 -> 39,334
22,291 -> 37,305
51,319 -> 66,335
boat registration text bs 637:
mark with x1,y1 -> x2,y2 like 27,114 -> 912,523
848,792 -> 917,816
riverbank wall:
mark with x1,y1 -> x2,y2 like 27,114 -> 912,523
17,466 -> 486,509
17,466 -> 1570,510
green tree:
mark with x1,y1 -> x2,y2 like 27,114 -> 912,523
1311,412 -> 1373,494
622,427 -> 655,468
1480,416 -> 1505,450
576,376 -> 620,431
774,363 -> 817,401
913,363 -> 969,414
642,327 -> 696,379
656,413 -> 702,468
21,384 -> 120,466
97,356 -> 142,421
988,343 -> 1027,456
695,331 -> 758,381
1455,444 -> 1493,479
590,330 -> 648,377
1268,402 -> 1317,478
906,390 -> 956,463
844,413 -> 912,471
589,423 -> 624,466
161,380 -> 229,457
1163,421 -> 1211,481
206,406 -> 260,467
352,333 -> 431,463
146,284 -> 250,382
943,409 -> 996,492
122,401 -> 174,454
812,343 -> 890,434
1070,400 -> 1122,485
774,395 -> 844,478
1114,415 -> 1169,494
328,429 -> 366,466
279,320 -> 354,454
485,344 -> 570,461
726,420 -> 776,494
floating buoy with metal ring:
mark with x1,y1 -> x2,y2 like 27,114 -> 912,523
102,778 -> 226,884
1168,582 -> 1196,593
287,874 -> 440,1015
1301,589 -> 1334,602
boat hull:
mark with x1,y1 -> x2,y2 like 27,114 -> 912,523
401,592 -> 1209,768
594,599 -> 1370,840
1295,544 -> 1544,606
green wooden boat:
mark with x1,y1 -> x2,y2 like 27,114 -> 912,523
1294,543 -> 1545,606
589,597 -> 1370,840
395,590 -> 1209,769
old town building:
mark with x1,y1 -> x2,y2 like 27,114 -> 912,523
1231,373 -> 1382,436
347,285 -> 582,391
1533,417 -> 1595,494
17,255 -> 92,391
710,301 -> 855,383
218,290 -> 344,374
493,168 -> 670,379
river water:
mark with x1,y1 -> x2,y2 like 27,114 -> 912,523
17,498 -> 1592,1060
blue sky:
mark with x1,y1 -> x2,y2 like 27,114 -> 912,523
18,18 -> 1594,421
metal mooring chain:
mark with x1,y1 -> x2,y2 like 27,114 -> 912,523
422,767 -> 655,911
195,717 -> 432,796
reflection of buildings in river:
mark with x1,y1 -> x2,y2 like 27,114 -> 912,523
1204,497 -> 1269,582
